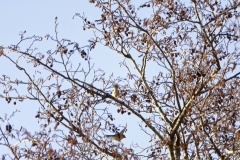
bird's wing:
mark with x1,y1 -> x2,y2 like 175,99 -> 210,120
120,123 -> 127,135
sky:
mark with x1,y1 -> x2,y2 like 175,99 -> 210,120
0,0 -> 153,157
1,0 -> 239,159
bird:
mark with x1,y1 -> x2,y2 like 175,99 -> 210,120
105,124 -> 127,142
112,84 -> 119,98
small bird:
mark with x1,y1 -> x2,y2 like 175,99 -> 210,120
112,84 -> 119,98
105,124 -> 127,142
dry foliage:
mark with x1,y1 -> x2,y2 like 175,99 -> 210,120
1,0 -> 240,159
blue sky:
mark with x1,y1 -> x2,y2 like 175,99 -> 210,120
0,0 -> 153,156
2,0 -> 239,159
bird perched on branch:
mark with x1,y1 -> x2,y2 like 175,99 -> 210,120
112,84 -> 119,98
105,124 -> 127,142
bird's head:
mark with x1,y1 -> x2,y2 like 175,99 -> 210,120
120,134 -> 126,140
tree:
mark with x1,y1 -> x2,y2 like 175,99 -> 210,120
1,0 -> 240,159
